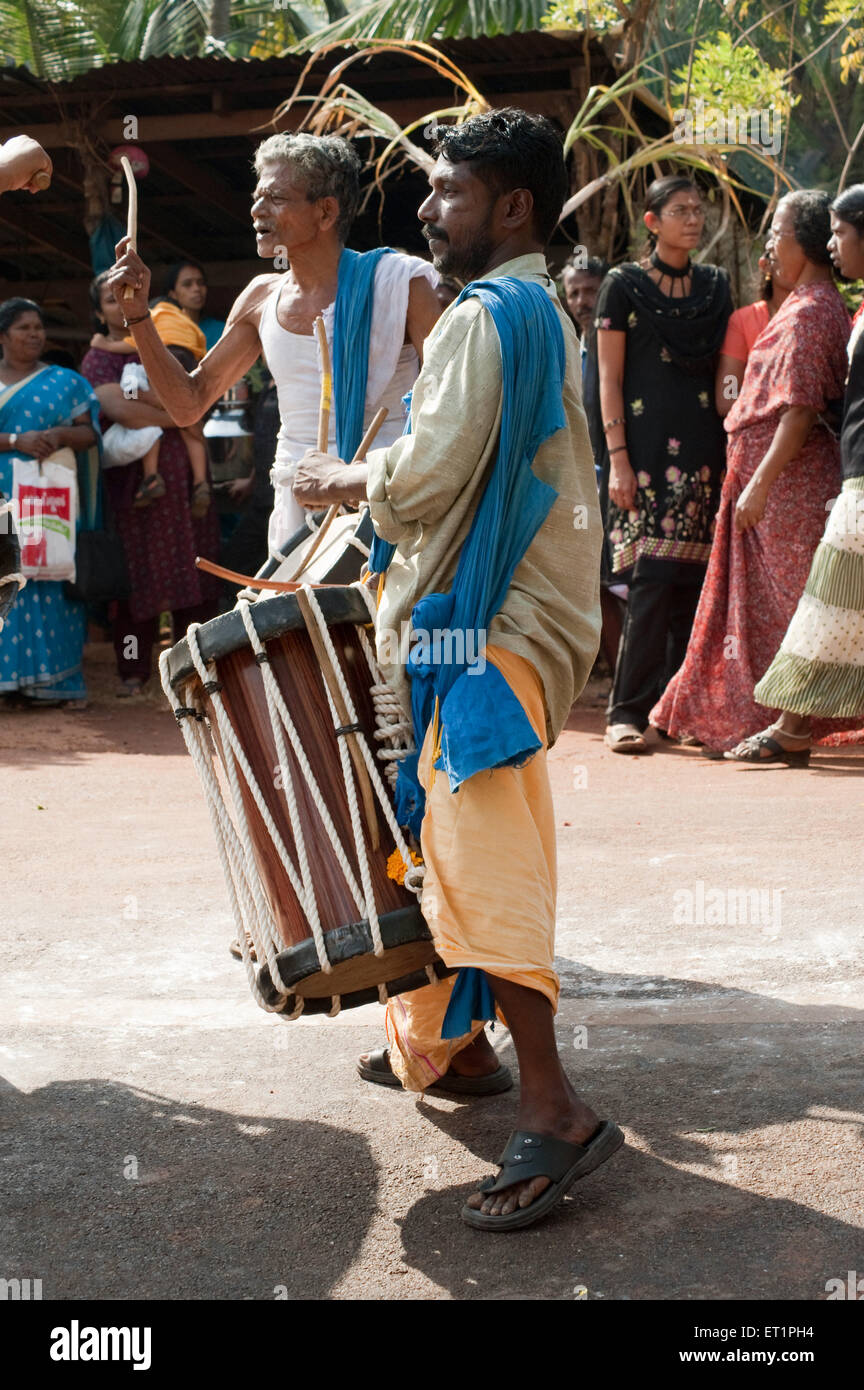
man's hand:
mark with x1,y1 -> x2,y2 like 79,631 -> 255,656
293,450 -> 367,508
107,236 -> 152,322
0,135 -> 52,194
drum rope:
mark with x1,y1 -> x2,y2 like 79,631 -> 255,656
158,647 -> 288,1012
181,622 -> 328,974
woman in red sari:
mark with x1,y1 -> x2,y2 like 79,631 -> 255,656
651,191 -> 849,751
81,271 -> 220,693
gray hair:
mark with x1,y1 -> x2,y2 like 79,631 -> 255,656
253,133 -> 362,243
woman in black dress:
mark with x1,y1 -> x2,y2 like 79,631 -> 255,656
595,175 -> 732,752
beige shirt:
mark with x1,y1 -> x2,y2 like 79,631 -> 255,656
366,252 -> 601,746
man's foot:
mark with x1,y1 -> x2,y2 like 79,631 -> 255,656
465,1099 -> 601,1218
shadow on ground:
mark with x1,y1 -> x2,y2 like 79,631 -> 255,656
0,1076 -> 376,1300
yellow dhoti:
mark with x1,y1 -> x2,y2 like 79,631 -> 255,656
384,646 -> 559,1091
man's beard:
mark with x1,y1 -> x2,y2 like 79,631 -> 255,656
427,217 -> 495,282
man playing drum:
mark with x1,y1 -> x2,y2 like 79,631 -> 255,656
292,109 -> 624,1231
107,132 -> 442,561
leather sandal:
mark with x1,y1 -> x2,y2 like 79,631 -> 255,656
461,1121 -> 625,1231
605,722 -> 648,754
723,731 -> 811,766
357,1046 -> 512,1096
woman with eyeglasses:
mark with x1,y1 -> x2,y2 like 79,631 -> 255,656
651,190 -> 850,754
596,175 -> 732,753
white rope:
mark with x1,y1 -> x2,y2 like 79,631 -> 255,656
158,647 -> 288,1012
160,585 -> 425,1016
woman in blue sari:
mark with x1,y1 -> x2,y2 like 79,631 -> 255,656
0,298 -> 99,704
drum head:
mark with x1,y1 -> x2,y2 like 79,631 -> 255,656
257,510 -> 373,590
164,582 -> 372,692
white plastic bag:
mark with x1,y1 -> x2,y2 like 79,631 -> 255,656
12,448 -> 78,581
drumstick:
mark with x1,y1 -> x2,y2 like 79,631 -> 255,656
195,555 -> 345,593
286,406 -> 388,584
295,588 -> 380,852
315,315 -> 331,451
120,155 -> 137,303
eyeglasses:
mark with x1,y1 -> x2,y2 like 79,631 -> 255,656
662,205 -> 705,220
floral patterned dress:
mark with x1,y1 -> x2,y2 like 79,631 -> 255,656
595,263 -> 730,575
80,346 -> 220,625
651,281 -> 851,749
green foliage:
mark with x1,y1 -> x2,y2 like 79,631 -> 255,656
541,0 -> 619,30
672,32 -> 798,115
291,0 -> 550,47
822,0 -> 864,83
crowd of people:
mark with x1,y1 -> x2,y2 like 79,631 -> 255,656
2,135 -> 863,767
570,176 -> 864,762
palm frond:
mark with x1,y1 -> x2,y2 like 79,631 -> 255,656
292,0 -> 550,48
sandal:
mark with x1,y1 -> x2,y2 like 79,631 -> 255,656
605,722 -> 648,754
189,482 -> 211,519
723,729 -> 811,766
461,1121 -> 625,1232
357,1046 -> 512,1096
133,474 -> 166,508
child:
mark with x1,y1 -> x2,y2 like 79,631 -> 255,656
92,299 -> 212,519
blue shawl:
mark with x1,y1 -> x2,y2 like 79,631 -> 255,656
368,276 -> 567,1038
331,247 -> 393,463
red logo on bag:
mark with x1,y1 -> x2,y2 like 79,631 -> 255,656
19,485 -> 70,523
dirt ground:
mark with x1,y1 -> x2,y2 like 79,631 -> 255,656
2,641 -> 863,1302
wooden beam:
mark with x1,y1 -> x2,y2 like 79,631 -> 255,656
0,200 -> 91,270
0,91 -> 582,148
145,142 -> 251,227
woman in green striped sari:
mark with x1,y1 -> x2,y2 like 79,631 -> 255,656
727,185 -> 864,763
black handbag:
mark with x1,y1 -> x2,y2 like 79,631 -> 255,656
64,528 -> 130,604
63,470 -> 130,604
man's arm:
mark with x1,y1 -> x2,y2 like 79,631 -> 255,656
108,237 -> 272,426
405,274 -> 444,360
0,135 -> 52,194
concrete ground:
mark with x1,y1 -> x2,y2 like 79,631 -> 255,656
2,642 -> 863,1301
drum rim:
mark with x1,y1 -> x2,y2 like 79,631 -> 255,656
164,582 -> 372,690
255,904 -> 446,1015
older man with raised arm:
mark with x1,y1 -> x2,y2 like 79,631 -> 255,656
108,133 -> 441,561
293,109 -> 624,1232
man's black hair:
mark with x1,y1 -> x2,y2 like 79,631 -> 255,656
433,108 -> 568,245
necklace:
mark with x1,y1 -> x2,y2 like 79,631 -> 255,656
650,250 -> 691,278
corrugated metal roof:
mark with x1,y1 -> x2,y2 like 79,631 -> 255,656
40,29 -> 610,91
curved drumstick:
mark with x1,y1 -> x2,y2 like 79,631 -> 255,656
286,406 -> 388,583
120,155 -> 138,302
314,315 -> 331,451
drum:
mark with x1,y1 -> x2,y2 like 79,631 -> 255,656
257,508 -> 374,590
0,497 -> 24,627
160,582 -> 445,1017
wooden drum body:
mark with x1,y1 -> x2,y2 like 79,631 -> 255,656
163,586 -> 443,1016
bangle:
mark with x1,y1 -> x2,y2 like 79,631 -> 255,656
7,433 -> 17,449
122,310 -> 151,328
608,444 -> 628,456
603,416 -> 626,433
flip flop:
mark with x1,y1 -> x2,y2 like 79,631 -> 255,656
461,1121 -> 625,1232
605,723 -> 648,754
357,1046 -> 513,1096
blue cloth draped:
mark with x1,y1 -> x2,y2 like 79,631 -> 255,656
331,247 -> 393,464
0,366 -> 102,700
366,277 -> 567,1039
